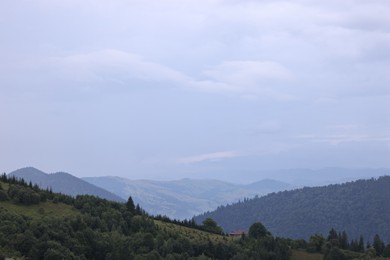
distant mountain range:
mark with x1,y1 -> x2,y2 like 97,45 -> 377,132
8,167 -> 292,219
82,176 -> 291,219
83,168 -> 389,219
7,167 -> 389,221
9,167 -> 125,202
194,175 -> 390,242
260,167 -> 390,186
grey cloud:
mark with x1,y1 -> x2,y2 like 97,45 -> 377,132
1,0 -> 389,178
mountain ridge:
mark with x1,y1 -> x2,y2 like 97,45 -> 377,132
82,176 -> 292,219
8,167 -> 125,202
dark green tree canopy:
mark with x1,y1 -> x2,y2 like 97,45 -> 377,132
202,218 -> 223,234
248,222 -> 270,239
126,196 -> 135,213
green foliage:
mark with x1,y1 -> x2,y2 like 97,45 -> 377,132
8,185 -> 41,205
373,234 -> 385,256
195,176 -> 390,242
126,196 -> 136,213
0,190 -> 8,201
248,222 -> 270,239
383,244 -> 390,257
201,218 -> 223,234
3,174 -> 390,260
307,234 -> 325,253
0,175 -> 290,259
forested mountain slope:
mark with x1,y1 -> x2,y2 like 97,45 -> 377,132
0,173 -> 291,259
195,176 -> 390,242
9,167 -> 124,202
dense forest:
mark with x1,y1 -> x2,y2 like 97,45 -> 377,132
2,173 -> 390,259
0,173 -> 291,259
195,176 -> 390,242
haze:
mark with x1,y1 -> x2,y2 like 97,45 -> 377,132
1,0 -> 389,182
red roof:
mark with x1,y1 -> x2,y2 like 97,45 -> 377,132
229,229 -> 246,236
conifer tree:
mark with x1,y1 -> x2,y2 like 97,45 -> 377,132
126,196 -> 136,213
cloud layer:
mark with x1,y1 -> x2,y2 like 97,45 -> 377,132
1,0 -> 389,179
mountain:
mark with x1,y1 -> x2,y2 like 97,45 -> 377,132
262,167 -> 390,186
0,174 -> 292,260
245,179 -> 292,192
8,167 -> 125,202
83,176 -> 291,219
194,175 -> 390,242
83,167 -> 387,220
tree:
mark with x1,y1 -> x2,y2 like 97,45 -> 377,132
307,234 -> 325,253
0,190 -> 8,201
383,244 -> 390,257
339,231 -> 348,249
373,234 -> 384,256
126,196 -> 135,213
358,235 -> 365,252
248,222 -> 269,239
327,228 -> 339,247
202,218 -> 223,234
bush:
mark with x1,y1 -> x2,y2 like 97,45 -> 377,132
0,190 -> 8,201
7,185 -> 41,205
324,247 -> 347,260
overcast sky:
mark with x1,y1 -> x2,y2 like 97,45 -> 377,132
1,0 -> 389,182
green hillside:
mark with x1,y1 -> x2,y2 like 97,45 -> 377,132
0,175 -> 291,259
3,174 -> 390,259
195,176 -> 390,242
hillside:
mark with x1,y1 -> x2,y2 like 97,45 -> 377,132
83,168 -> 389,220
3,173 -> 390,259
83,176 -> 291,219
9,167 -> 125,202
0,174 -> 291,259
194,176 -> 390,242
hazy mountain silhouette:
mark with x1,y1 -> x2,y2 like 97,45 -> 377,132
9,167 -> 125,202
83,176 -> 291,219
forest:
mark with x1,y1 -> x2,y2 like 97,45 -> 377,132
1,173 -> 390,259
195,176 -> 390,242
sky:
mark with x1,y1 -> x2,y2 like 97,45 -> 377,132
1,0 -> 390,182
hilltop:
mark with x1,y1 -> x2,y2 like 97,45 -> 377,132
9,167 -> 124,202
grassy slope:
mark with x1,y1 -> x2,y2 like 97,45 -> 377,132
0,181 -> 79,219
155,220 -> 350,260
290,250 -> 323,260
154,219 -> 234,244
1,180 -> 229,243
0,201 -> 79,219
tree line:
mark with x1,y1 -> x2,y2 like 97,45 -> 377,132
0,173 -> 289,259
2,173 -> 390,259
